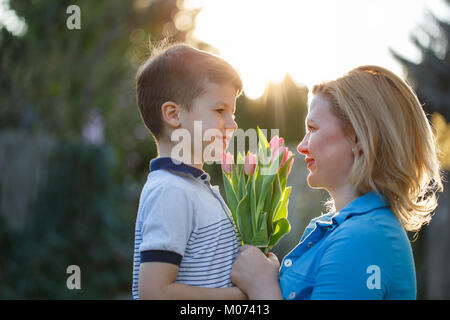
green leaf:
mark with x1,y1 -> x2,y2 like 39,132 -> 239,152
237,152 -> 245,165
255,148 -> 264,197
270,173 -> 282,215
249,170 -> 257,236
269,218 -> 291,248
255,150 -> 284,214
279,156 -> 294,190
246,164 -> 255,189
223,172 -> 238,223
237,152 -> 245,180
263,179 -> 273,216
257,126 -> 270,150
236,192 -> 253,244
273,186 -> 292,222
237,153 -> 246,200
231,159 -> 239,194
250,211 -> 269,247
256,173 -> 276,215
237,170 -> 246,201
268,174 -> 282,235
257,128 -> 271,170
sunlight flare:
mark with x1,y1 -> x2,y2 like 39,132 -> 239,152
185,0 -> 447,99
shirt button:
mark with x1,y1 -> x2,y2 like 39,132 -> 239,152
284,259 -> 292,267
289,292 -> 296,299
308,241 -> 315,248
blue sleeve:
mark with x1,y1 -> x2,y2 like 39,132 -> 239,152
310,219 -> 387,300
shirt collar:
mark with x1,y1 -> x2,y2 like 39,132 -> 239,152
330,191 -> 390,226
150,157 -> 210,182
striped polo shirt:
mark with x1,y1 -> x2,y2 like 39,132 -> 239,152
132,157 -> 240,299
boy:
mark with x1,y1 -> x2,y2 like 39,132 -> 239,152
132,44 -> 245,299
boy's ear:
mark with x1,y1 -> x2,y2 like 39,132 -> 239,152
161,101 -> 182,128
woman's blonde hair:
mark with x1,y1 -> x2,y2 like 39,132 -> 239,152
313,65 -> 444,232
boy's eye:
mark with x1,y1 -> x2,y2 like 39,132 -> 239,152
215,109 -> 224,114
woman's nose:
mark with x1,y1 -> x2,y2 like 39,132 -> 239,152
297,135 -> 309,155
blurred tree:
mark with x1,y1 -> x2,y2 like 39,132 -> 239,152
0,140 -> 131,299
391,0 -> 450,171
391,0 -> 450,299
0,0 -> 190,299
391,1 -> 450,121
0,0 -> 195,183
236,75 -> 308,144
0,0 -> 310,298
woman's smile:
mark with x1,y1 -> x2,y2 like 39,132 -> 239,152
297,94 -> 356,191
306,158 -> 315,170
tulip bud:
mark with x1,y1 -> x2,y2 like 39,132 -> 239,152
244,152 -> 257,175
269,136 -> 284,155
272,146 -> 288,167
222,151 -> 233,174
287,151 -> 294,175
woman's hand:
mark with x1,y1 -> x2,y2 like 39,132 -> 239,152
231,245 -> 283,300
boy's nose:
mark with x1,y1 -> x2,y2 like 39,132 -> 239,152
227,117 -> 238,132
232,119 -> 238,131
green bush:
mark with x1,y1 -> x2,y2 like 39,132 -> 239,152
0,139 -> 134,299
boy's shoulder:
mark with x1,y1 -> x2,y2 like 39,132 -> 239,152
141,168 -> 207,203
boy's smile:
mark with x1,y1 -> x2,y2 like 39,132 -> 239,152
177,81 -> 239,167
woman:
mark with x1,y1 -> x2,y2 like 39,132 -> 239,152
231,65 -> 444,300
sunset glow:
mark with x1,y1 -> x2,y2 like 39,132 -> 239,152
184,0 -> 449,99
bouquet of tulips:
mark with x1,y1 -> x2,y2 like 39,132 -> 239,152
222,128 -> 294,254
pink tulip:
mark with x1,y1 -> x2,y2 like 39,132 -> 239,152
272,146 -> 288,167
244,152 -> 257,175
273,147 -> 295,175
269,136 -> 284,155
222,151 -> 233,174
287,151 -> 294,175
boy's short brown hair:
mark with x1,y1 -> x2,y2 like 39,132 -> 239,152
136,44 -> 243,140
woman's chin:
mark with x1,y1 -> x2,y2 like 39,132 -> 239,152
306,173 -> 320,188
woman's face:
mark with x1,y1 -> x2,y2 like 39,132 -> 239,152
297,94 -> 355,192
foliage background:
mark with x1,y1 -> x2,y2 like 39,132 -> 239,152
0,0 -> 449,299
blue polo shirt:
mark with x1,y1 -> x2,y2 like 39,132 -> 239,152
279,191 -> 416,300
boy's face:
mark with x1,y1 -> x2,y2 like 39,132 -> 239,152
177,81 -> 238,165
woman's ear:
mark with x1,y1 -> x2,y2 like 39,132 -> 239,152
161,101 -> 182,128
353,135 -> 363,156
